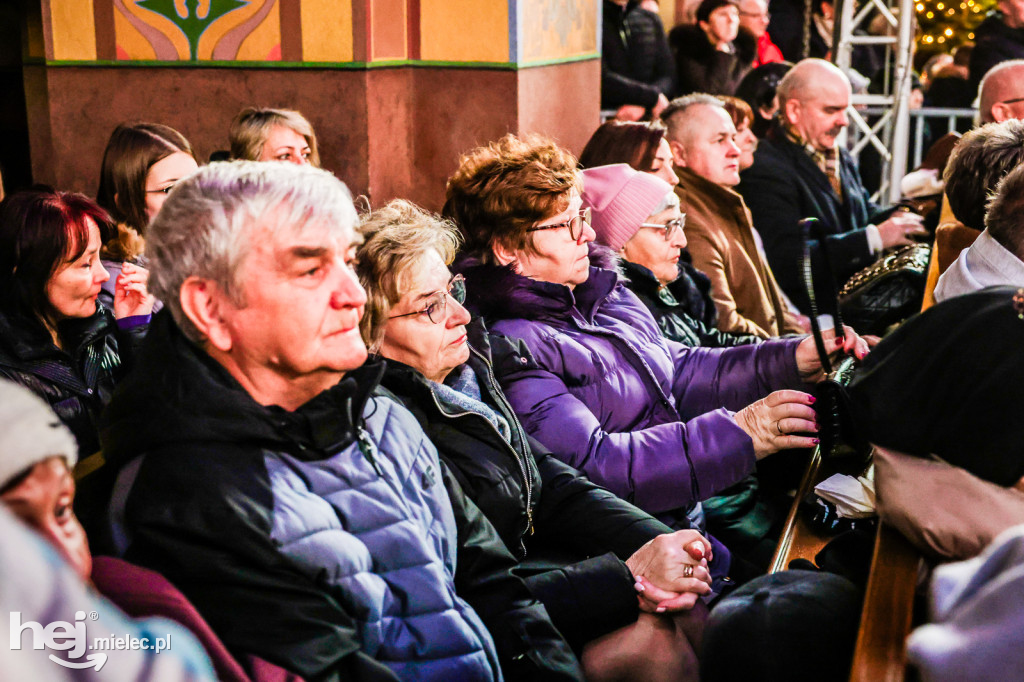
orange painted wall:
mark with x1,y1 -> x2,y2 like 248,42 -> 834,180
517,59 -> 602,157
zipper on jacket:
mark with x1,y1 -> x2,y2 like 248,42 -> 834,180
356,426 -> 385,476
427,376 -> 534,554
471,346 -> 536,537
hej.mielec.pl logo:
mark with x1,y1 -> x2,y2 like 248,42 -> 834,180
10,609 -> 173,671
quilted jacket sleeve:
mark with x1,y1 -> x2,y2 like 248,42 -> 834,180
496,359 -> 756,515
667,336 -> 805,418
118,448 -> 400,682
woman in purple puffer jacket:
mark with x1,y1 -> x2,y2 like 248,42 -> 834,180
443,134 -> 867,530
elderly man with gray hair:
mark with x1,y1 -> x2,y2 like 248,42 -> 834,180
935,121 -> 1024,300
737,58 -> 926,313
94,161 -> 580,681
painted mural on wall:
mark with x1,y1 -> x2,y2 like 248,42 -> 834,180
519,0 -> 598,64
114,0 -> 282,61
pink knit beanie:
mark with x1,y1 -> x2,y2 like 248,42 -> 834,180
581,164 -> 674,252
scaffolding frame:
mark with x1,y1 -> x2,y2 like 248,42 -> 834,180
832,0 -> 917,205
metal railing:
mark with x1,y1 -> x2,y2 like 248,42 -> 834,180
847,106 -> 976,202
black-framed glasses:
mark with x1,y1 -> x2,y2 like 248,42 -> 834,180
1000,96 -> 1024,105
388,274 -> 466,324
526,208 -> 592,242
640,215 -> 686,241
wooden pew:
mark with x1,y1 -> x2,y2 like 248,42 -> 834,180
770,446 -> 924,682
848,522 -> 921,682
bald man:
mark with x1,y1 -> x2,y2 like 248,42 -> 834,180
736,58 -> 925,313
978,59 -> 1024,123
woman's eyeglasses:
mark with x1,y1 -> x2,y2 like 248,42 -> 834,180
389,274 -> 467,324
526,208 -> 592,242
640,216 -> 686,241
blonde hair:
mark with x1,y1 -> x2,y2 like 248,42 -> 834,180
229,107 -> 320,168
355,200 -> 462,351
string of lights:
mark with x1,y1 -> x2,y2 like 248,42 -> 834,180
916,0 -> 995,48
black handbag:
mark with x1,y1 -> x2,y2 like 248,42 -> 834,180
837,243 -> 932,337
801,219 -> 870,463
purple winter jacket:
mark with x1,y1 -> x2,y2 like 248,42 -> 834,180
456,256 -> 806,517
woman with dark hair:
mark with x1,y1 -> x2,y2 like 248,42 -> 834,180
717,95 -> 759,171
578,121 -> 757,348
0,189 -> 153,456
735,61 -> 793,137
579,120 -> 679,188
96,122 -> 199,310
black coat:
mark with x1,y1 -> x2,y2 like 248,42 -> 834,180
379,318 -> 675,649
969,12 -> 1024,93
737,122 -> 881,314
601,0 -> 675,109
0,305 -> 145,457
621,260 -> 762,347
668,24 -> 754,97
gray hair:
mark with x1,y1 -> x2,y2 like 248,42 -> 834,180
944,119 -> 1024,232
985,161 -> 1024,261
648,190 -> 680,217
147,160 -> 357,343
660,93 -> 724,145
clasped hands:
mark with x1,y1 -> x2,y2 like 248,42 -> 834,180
625,530 -> 713,614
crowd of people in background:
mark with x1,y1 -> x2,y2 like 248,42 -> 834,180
3,1 -> 1024,677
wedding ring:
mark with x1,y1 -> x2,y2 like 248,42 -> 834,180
683,565 -> 694,578
774,419 -> 784,436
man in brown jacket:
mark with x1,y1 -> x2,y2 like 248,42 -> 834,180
662,93 -> 806,338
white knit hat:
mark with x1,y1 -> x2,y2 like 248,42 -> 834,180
0,380 -> 78,490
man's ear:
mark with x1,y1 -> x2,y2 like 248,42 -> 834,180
491,241 -> 519,269
783,97 -> 801,126
179,276 -> 233,352
669,139 -> 688,168
990,102 -> 1010,123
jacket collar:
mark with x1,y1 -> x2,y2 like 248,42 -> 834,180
621,259 -> 690,308
454,254 -> 619,325
101,311 -> 385,466
0,305 -> 113,363
676,166 -> 746,210
765,120 -> 848,218
620,259 -> 661,295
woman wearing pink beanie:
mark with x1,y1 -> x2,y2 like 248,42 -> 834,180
581,164 -> 761,348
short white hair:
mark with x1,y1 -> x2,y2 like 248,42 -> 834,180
649,190 -> 680,217
147,160 -> 357,343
